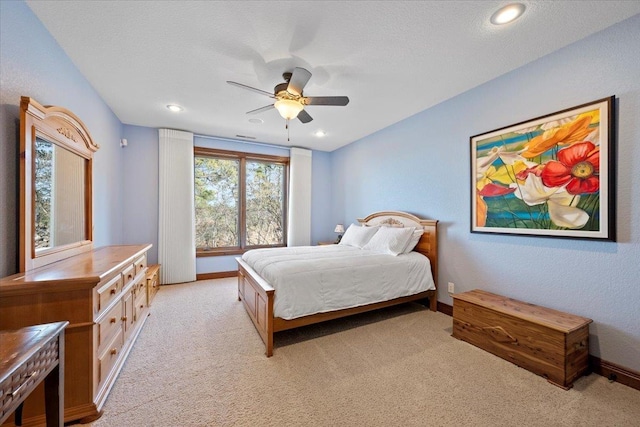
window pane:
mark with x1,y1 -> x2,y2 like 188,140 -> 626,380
194,157 -> 240,249
246,161 -> 285,246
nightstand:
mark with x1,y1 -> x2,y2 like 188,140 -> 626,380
317,241 -> 336,246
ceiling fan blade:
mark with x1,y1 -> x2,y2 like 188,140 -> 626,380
246,104 -> 275,115
287,67 -> 312,96
297,109 -> 313,123
304,96 -> 349,106
227,81 -> 274,98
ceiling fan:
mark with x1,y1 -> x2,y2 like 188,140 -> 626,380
227,67 -> 349,125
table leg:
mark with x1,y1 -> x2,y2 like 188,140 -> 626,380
44,332 -> 65,427
14,402 -> 23,426
44,365 -> 62,427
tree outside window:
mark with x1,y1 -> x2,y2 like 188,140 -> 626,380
194,147 -> 288,255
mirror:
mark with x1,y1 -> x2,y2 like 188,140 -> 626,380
34,137 -> 86,250
20,97 -> 99,272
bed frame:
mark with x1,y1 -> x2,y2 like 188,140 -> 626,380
236,211 -> 438,356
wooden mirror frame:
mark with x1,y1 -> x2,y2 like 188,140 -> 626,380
19,96 -> 100,272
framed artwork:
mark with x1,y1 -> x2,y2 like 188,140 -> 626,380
471,96 -> 615,241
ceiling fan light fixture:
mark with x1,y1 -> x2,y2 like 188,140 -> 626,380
274,99 -> 304,120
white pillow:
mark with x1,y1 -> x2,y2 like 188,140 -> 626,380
362,226 -> 415,256
338,224 -> 380,248
402,229 -> 424,254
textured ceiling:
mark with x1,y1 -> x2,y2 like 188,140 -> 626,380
26,1 -> 640,152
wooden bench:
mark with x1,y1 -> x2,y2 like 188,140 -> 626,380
452,289 -> 592,389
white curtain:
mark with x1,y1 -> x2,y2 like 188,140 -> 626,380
158,129 -> 196,284
287,147 -> 312,246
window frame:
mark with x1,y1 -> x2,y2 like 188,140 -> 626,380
194,147 -> 289,257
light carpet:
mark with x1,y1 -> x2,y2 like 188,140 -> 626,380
79,278 -> 639,427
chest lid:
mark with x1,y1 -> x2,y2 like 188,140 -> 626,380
453,289 -> 592,333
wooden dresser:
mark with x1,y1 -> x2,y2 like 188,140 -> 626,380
0,245 -> 152,426
452,289 -> 592,389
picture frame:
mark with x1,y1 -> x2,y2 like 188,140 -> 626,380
470,96 -> 616,241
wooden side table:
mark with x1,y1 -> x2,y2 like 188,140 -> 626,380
146,264 -> 161,306
0,321 -> 68,426
317,241 -> 337,246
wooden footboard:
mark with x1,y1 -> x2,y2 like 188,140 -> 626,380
237,258 -> 275,356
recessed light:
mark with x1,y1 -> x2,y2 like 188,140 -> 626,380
166,104 -> 183,112
248,118 -> 264,124
314,130 -> 326,137
490,3 -> 525,25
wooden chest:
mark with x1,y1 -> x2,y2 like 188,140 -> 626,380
452,289 -> 592,389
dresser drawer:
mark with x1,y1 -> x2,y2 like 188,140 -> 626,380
135,275 -> 146,296
96,274 -> 123,314
134,255 -> 147,276
122,264 -> 136,288
97,300 -> 123,351
98,327 -> 123,389
134,292 -> 147,323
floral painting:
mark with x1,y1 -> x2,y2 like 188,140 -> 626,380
471,97 -> 615,240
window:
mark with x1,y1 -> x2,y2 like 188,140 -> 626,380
194,147 -> 288,255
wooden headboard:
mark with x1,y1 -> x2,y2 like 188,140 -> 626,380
358,211 -> 438,289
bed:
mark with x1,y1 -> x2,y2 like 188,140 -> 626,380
236,211 -> 439,356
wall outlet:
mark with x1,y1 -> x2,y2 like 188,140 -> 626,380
448,282 -> 455,294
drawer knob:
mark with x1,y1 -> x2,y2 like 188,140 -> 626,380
121,316 -> 127,321
110,317 -> 117,324
110,348 -> 117,355
110,289 -> 116,295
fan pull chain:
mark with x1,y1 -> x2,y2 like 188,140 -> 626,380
286,119 -> 290,141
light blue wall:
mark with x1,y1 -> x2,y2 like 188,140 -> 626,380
332,15 -> 640,371
0,1 -> 124,277
311,150 -> 334,244
122,125 -> 160,264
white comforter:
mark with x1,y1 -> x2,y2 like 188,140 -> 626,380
241,245 -> 435,320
